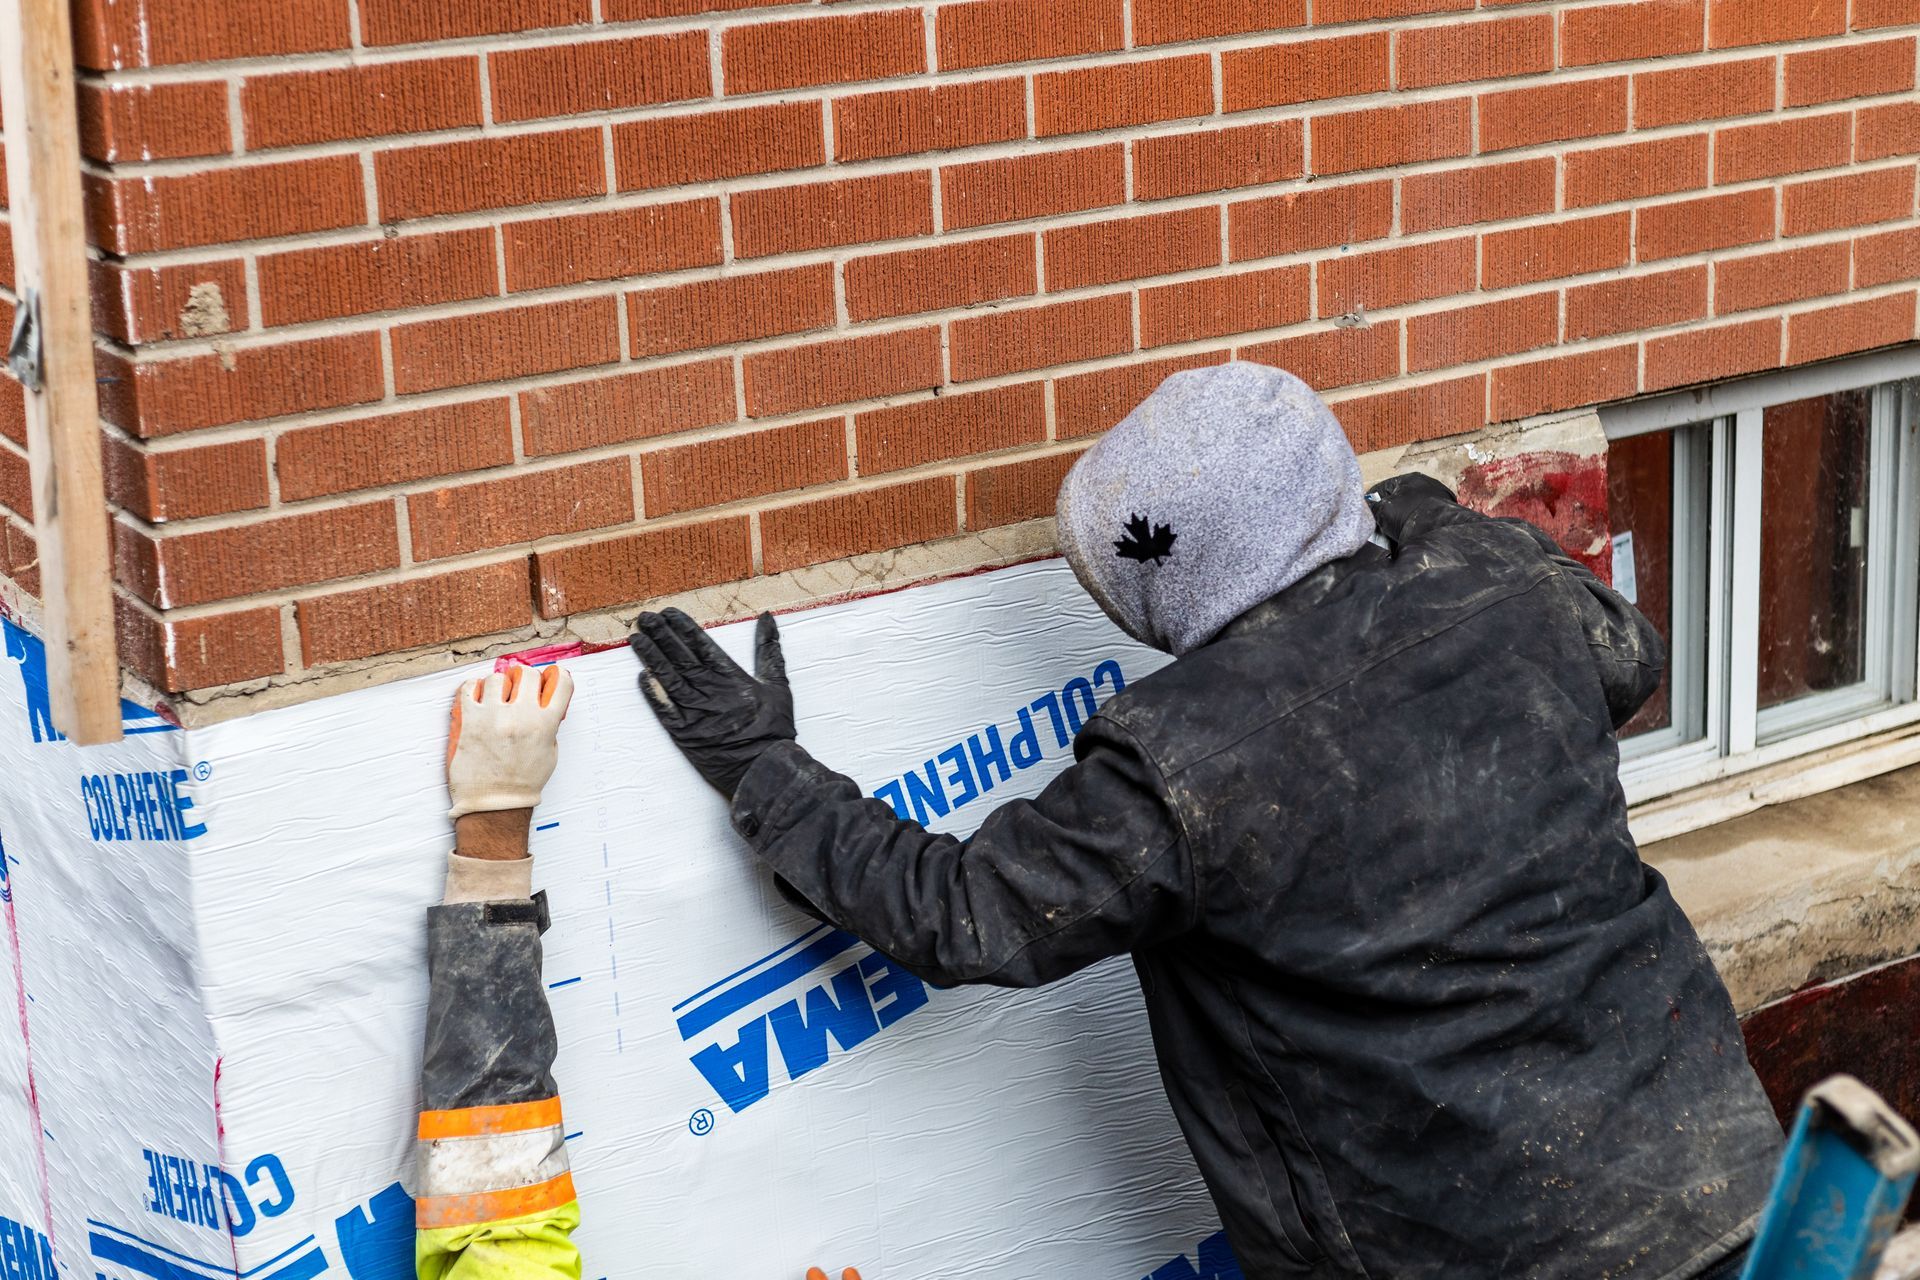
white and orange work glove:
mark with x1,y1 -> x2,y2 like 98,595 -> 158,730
446,664 -> 574,819
806,1269 -> 863,1280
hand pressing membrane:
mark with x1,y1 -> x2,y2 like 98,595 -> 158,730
805,1269 -> 863,1280
629,608 -> 795,798
445,663 -> 574,819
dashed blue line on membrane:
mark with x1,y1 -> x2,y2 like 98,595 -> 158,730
536,821 -> 560,832
548,976 -> 582,990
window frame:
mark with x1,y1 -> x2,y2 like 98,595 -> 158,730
1601,349 -> 1920,808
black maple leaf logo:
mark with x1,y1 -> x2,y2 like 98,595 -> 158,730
1114,513 -> 1177,565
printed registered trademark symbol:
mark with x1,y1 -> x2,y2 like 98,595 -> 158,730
192,761 -> 212,781
688,1108 -> 715,1136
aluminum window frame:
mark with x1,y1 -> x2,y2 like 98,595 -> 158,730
1602,350 -> 1920,807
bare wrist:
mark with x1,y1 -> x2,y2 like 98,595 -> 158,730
453,809 -> 533,860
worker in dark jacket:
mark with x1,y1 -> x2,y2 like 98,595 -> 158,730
629,361 -> 1784,1280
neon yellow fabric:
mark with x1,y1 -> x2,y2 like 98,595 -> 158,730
416,1199 -> 582,1280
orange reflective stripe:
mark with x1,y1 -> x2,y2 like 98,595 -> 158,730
415,1172 -> 576,1230
418,1097 -> 563,1140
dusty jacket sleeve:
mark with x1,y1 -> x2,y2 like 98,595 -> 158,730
727,714 -> 1196,988
414,888 -> 582,1280
1374,472 -> 1667,729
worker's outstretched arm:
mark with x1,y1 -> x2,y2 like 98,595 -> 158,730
417,666 -> 582,1280
631,610 -> 1194,989
1369,472 -> 1666,729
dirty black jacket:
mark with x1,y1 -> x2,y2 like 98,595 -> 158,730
728,482 -> 1784,1280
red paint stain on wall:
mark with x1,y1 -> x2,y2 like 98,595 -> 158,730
1456,451 -> 1613,580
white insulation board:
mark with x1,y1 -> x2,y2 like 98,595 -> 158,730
0,559 -> 1250,1280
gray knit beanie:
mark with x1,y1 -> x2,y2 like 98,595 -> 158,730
1056,362 -> 1373,656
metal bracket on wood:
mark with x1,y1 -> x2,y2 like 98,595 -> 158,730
7,288 -> 41,393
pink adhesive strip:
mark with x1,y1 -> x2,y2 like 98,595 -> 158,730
494,642 -> 585,672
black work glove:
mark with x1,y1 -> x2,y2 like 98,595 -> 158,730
1365,472 -> 1458,547
629,608 -> 795,798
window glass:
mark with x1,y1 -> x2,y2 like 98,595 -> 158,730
1757,390 -> 1872,711
1608,431 -> 1675,738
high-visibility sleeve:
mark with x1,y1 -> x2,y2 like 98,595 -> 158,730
415,892 -> 581,1280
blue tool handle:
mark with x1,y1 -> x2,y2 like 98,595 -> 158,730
1742,1075 -> 1920,1280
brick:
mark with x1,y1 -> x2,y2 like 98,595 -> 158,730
732,171 -> 932,258
1559,0 -> 1704,66
409,458 -> 634,562
1783,166 -> 1916,236
1229,180 -> 1395,260
1313,99 -> 1473,177
393,298 -> 620,396
642,419 -> 848,515
520,360 -> 737,456
1853,0 -> 1920,26
1316,0 -> 1472,21
1401,158 -> 1556,233
1484,212 -> 1632,287
835,79 -> 1025,162
1054,352 -> 1230,438
1636,189 -> 1774,260
118,602 -> 284,692
1565,135 -> 1709,209
91,259 -> 248,345
1786,37 -> 1915,107
1788,291 -> 1917,364
534,518 -> 753,617
1239,321 -> 1401,392
360,0 -> 587,45
1397,15 -> 1553,89
88,156 -> 364,254
967,449 -> 1087,529
1633,57 -> 1773,128
1858,102 -> 1920,161
943,144 -> 1127,230
725,10 -> 924,94
1491,346 -> 1639,421
1139,265 -> 1311,349
1407,292 -> 1560,375
936,0 -> 1125,70
78,82 -> 229,162
845,235 -> 1037,321
615,102 -> 824,191
376,131 -> 604,222
1044,206 -> 1220,291
1856,226 -> 1920,288
242,59 -> 481,150
1567,267 -> 1708,340
1643,316 -> 1781,391
299,560 -> 533,667
761,477 -> 959,573
1222,33 -> 1391,113
117,503 -> 399,608
277,401 -> 516,501
0,445 -> 29,521
503,201 -> 721,292
105,437 -> 269,523
0,520 -> 37,597
1708,0 -> 1846,48
1318,237 -> 1477,317
259,228 -> 497,327
0,382 -> 21,449
1035,55 -> 1213,137
491,32 -> 709,124
629,263 -> 837,357
855,383 -> 1046,474
1133,0 -> 1305,44
1332,374 -> 1486,452
108,334 -> 384,437
745,328 -> 944,416
949,295 -> 1133,382
73,0 -> 348,69
1715,242 -> 1852,314
1480,77 -> 1628,153
1133,122 -> 1304,201
1714,113 -> 1852,183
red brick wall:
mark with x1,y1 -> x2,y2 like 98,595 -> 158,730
2,0 -> 1918,694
